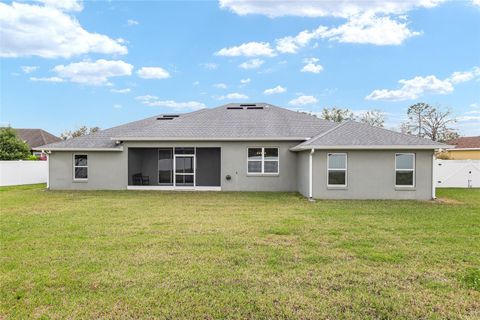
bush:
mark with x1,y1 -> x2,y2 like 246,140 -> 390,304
0,128 -> 30,160
27,155 -> 39,161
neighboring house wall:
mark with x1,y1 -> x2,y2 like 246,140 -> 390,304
48,151 -> 127,190
0,160 -> 48,186
48,141 -> 300,191
309,150 -> 434,200
446,150 -> 480,160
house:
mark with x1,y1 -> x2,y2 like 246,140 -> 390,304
35,103 -> 448,199
443,136 -> 480,160
14,128 -> 62,159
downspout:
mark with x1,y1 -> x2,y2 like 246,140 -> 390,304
431,151 -> 436,199
309,148 -> 315,200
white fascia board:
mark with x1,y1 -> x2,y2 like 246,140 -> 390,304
290,145 -> 449,151
112,137 -> 309,141
448,148 -> 480,151
32,147 -> 124,152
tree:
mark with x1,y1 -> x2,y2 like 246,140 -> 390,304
403,103 -> 458,141
0,127 -> 30,160
359,109 -> 385,127
406,102 -> 432,137
61,126 -> 100,140
422,107 -> 458,142
321,107 -> 355,122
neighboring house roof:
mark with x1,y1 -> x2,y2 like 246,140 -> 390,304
291,120 -> 447,150
34,103 -> 447,151
447,136 -> 480,150
14,128 -> 61,149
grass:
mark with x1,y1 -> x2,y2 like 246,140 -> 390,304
1,185 -> 479,319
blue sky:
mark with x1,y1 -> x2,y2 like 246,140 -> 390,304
1,0 -> 479,136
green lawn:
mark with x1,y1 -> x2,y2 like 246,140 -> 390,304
1,185 -> 479,319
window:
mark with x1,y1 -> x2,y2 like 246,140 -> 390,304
327,153 -> 347,187
247,147 -> 279,174
395,153 -> 415,187
73,154 -> 88,180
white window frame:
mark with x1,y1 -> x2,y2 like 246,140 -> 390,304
395,153 -> 415,188
327,153 -> 347,187
247,147 -> 279,175
73,153 -> 88,181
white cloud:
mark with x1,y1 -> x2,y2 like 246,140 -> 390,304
239,59 -> 264,69
127,19 -> 139,26
366,66 -> 480,101
137,67 -> 170,79
110,88 -> 131,94
201,62 -> 218,70
29,76 -> 64,83
275,13 -> 420,52
240,78 -> 251,84
21,66 -> 38,74
37,0 -> 83,12
449,67 -> 480,84
288,95 -> 318,106
470,103 -> 479,109
264,85 -> 286,95
301,58 -> 323,74
193,81 -> 200,85
458,115 -> 480,122
217,93 -> 249,100
319,13 -> 421,45
0,1 -> 127,58
136,95 -> 206,110
216,42 -> 275,57
473,0 -> 480,6
52,59 -> 133,85
113,104 -> 122,109
276,27 -> 328,53
214,83 -> 227,89
219,0 -> 445,18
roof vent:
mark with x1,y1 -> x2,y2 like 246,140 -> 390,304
156,117 -> 175,120
226,106 -> 244,110
239,104 -> 257,107
163,114 -> 179,118
246,106 -> 263,110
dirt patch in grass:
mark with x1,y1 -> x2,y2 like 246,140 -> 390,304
435,197 -> 464,205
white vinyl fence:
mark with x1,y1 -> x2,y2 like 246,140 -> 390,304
0,160 -> 48,187
435,159 -> 480,188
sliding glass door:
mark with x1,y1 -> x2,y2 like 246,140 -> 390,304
175,155 -> 195,186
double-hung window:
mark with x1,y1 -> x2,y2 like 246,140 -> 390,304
73,154 -> 88,180
327,153 -> 347,187
247,147 -> 279,174
395,153 -> 415,187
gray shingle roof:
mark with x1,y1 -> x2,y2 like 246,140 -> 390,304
291,120 -> 448,150
14,128 -> 61,149
35,104 -> 448,151
36,103 -> 336,150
